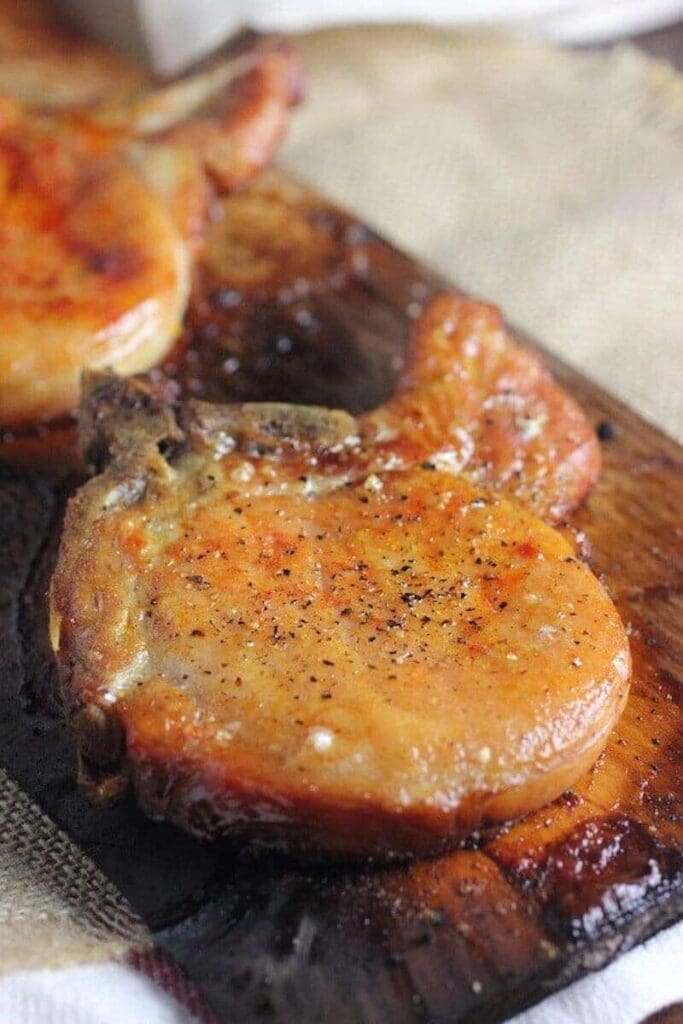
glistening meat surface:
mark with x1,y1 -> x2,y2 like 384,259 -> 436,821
361,293 -> 601,522
50,377 -> 630,858
0,38 -> 303,429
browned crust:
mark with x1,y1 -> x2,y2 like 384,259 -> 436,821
49,372 -> 629,859
361,293 -> 601,522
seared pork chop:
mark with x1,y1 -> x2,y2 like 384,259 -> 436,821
0,97 -> 191,428
50,375 -> 629,858
0,38 -> 303,429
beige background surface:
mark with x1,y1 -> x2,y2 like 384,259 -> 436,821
283,26 -> 683,441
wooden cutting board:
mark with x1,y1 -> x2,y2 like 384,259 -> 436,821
0,171 -> 681,1023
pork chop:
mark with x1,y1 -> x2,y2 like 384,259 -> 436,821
0,38 -> 303,429
50,375 -> 629,858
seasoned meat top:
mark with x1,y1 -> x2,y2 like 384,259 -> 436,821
50,376 -> 629,857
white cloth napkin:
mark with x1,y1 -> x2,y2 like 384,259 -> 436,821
0,921 -> 680,1023
0,963 -> 192,1024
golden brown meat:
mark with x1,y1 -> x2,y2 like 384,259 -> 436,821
0,98 -> 191,428
0,38 -> 303,430
50,375 -> 629,858
360,293 -> 601,522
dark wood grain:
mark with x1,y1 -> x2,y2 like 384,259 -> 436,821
0,171 -> 681,1023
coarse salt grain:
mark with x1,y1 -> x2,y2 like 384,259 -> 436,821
363,473 -> 383,492
309,727 -> 334,752
230,461 -> 254,483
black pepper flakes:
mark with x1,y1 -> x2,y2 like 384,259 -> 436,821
597,419 -> 616,441
186,574 -> 211,589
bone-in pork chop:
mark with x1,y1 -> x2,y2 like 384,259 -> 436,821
0,38 -> 303,429
50,376 -> 629,858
